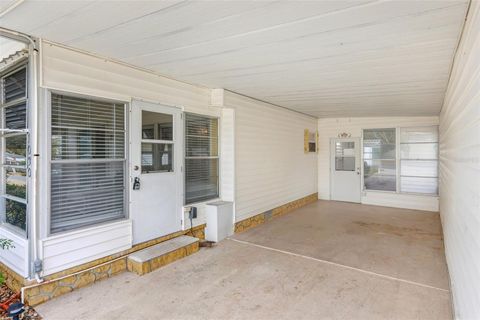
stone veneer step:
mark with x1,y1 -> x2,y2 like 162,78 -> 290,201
127,235 -> 199,275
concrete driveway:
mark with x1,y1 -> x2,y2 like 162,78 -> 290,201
37,201 -> 451,320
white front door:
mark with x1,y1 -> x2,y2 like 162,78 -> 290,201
330,138 -> 361,203
130,100 -> 183,244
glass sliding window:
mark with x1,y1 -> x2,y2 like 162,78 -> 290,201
363,128 -> 396,192
0,64 -> 28,233
50,94 -> 126,233
185,113 -> 219,204
400,126 -> 439,194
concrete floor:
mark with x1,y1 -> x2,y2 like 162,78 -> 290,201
37,201 -> 451,320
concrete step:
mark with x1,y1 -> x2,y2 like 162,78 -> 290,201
127,235 -> 199,275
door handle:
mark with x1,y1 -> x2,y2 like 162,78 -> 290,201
356,167 -> 361,175
133,177 -> 140,190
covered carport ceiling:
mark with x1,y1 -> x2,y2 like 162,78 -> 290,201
0,0 -> 469,117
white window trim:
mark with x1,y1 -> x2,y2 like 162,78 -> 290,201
45,90 -> 130,236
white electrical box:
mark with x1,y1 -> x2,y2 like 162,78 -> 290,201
205,201 -> 234,242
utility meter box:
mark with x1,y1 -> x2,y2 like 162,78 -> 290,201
205,201 -> 234,242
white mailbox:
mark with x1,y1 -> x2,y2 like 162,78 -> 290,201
205,201 -> 234,242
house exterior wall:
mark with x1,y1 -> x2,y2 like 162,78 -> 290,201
317,116 -> 440,211
439,2 -> 480,319
37,40 -> 220,276
224,91 -> 318,222
35,41 -> 318,277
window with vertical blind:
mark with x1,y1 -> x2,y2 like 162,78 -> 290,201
1,65 -> 28,233
184,113 -> 219,204
400,126 -> 438,194
50,93 -> 126,234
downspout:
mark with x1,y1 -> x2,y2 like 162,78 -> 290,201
0,28 -> 42,282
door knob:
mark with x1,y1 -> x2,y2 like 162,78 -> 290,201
133,165 -> 139,171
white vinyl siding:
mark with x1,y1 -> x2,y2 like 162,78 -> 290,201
439,1 -> 480,318
224,91 -> 318,222
184,113 -> 219,204
49,93 -> 126,234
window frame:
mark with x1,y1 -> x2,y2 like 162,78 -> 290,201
46,90 -> 130,236
361,125 -> 439,196
183,112 -> 220,206
362,127 -> 397,193
0,62 -> 29,236
399,125 -> 439,195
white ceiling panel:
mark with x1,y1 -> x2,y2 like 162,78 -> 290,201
0,0 -> 469,117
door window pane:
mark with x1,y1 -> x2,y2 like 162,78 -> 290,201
363,128 -> 396,191
335,141 -> 355,171
142,111 -> 173,141
141,143 -> 173,173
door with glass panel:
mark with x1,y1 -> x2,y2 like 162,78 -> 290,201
130,101 -> 182,244
330,138 -> 361,203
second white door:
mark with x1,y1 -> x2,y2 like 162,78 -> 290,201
330,138 -> 361,203
130,100 -> 183,244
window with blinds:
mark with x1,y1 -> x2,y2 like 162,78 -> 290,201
185,113 -> 219,204
400,126 -> 439,194
50,94 -> 126,234
1,65 -> 28,233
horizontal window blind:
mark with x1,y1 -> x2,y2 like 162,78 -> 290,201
400,126 -> 438,194
185,113 -> 219,204
50,94 -> 126,233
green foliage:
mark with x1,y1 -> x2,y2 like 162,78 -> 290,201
6,183 -> 26,199
0,239 -> 15,286
0,238 -> 14,250
5,184 -> 26,231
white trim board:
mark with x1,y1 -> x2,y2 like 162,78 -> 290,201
0,226 -> 28,277
40,219 -> 132,276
